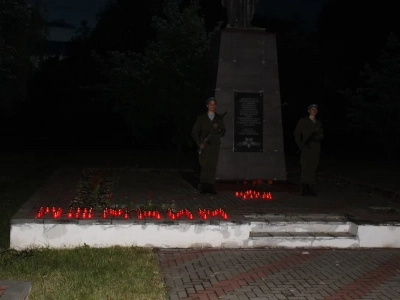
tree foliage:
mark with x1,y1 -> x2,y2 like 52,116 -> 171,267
0,0 -> 46,116
90,0 -> 164,55
345,33 -> 400,158
98,0 -> 219,154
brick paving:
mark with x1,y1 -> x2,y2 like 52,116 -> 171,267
157,249 -> 400,300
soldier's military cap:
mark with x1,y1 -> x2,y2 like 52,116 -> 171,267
206,97 -> 217,106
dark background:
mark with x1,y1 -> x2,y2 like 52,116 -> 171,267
1,0 -> 399,165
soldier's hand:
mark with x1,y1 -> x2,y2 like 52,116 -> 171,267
213,123 -> 219,129
198,143 -> 205,149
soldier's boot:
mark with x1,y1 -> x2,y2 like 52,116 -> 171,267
200,183 -> 208,194
208,184 -> 217,195
301,184 -> 309,196
309,184 -> 317,197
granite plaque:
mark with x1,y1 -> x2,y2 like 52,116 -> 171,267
234,92 -> 263,152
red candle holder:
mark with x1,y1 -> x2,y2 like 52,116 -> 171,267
36,207 -> 45,219
197,209 -> 208,220
123,208 -> 130,219
53,207 -> 62,219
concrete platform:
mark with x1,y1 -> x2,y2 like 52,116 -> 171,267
10,166 -> 400,249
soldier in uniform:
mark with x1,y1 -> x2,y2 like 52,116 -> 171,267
191,97 -> 226,194
294,104 -> 324,196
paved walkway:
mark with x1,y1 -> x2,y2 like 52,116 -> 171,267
0,280 -> 31,300
157,248 -> 400,300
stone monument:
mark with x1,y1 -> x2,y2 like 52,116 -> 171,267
209,1 -> 286,180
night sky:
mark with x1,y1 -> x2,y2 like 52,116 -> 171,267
42,0 -> 326,41
42,0 -> 108,41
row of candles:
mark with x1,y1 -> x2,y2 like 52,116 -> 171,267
235,190 -> 273,200
103,208 -> 130,219
198,208 -> 228,220
36,207 -> 228,220
36,189 -> 269,219
36,206 -> 63,219
137,209 -> 161,220
167,209 -> 194,220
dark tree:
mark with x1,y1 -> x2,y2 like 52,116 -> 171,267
97,0 -> 219,162
317,0 -> 400,88
90,0 -> 164,55
345,33 -> 400,160
0,0 -> 46,117
182,0 -> 225,32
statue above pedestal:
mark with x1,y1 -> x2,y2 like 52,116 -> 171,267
221,0 -> 259,28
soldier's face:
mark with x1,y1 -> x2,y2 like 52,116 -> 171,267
309,107 -> 318,116
207,100 -> 217,112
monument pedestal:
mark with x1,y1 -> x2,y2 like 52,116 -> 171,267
212,28 -> 286,180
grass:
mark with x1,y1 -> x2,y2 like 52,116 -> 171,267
0,246 -> 166,300
0,152 -> 167,300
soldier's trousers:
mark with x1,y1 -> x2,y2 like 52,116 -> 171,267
300,148 -> 320,184
199,144 -> 220,185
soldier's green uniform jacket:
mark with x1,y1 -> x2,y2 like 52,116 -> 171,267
191,113 -> 226,146
191,113 -> 226,185
294,117 -> 324,184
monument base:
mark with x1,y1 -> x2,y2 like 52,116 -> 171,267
211,28 -> 286,180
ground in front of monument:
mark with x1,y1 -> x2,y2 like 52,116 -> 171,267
156,156 -> 400,300
10,163 -> 400,249
4,151 -> 400,299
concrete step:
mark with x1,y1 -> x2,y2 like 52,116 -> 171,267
250,231 -> 357,238
250,221 -> 358,235
248,215 -> 359,248
250,232 -> 359,248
